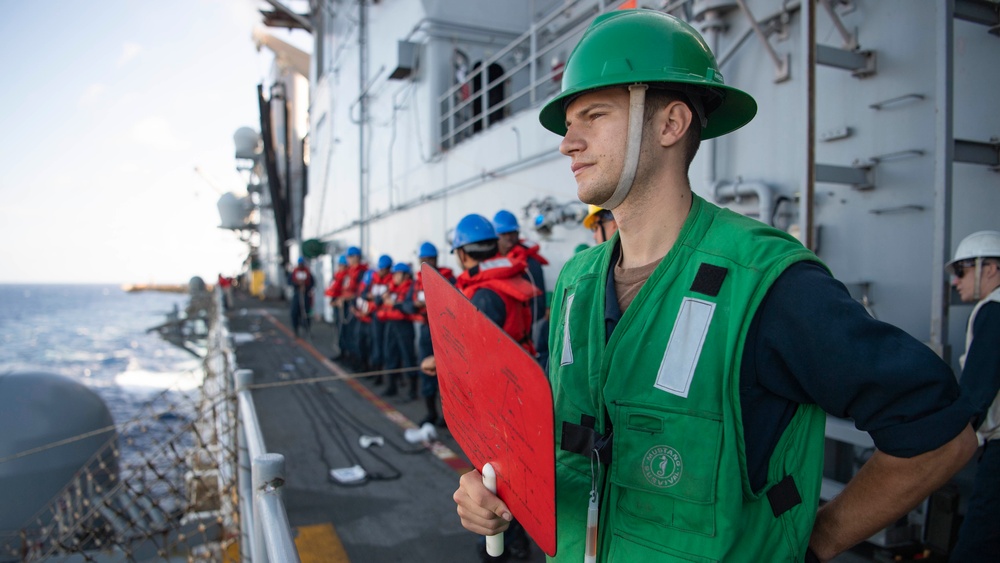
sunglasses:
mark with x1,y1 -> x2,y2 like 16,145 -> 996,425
589,220 -> 609,233
951,260 -> 1000,279
953,260 -> 978,279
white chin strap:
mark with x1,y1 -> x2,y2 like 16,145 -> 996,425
596,84 -> 648,211
974,257 -> 983,300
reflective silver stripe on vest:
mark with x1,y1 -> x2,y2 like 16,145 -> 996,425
561,293 -> 575,366
654,297 -> 716,398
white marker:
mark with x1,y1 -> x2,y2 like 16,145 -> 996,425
482,462 -> 504,557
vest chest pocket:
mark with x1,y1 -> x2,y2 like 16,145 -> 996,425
610,402 -> 722,537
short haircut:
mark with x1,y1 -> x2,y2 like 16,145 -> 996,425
462,239 -> 499,262
643,89 -> 704,171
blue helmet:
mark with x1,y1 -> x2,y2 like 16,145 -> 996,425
297,257 -> 306,265
492,210 -> 519,234
337,255 -> 348,266
377,254 -> 393,270
452,214 -> 498,252
346,246 -> 362,257
418,242 -> 438,258
392,262 -> 412,274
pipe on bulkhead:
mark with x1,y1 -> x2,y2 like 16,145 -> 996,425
712,180 -> 774,226
800,0 -> 816,251
697,6 -> 729,188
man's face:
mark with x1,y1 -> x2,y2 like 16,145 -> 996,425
348,255 -> 360,267
953,259 -> 998,302
456,248 -> 472,272
560,88 -> 630,205
419,256 -> 437,267
498,231 -> 518,255
393,272 -> 406,285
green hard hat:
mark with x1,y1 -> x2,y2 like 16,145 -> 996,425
539,9 -> 757,140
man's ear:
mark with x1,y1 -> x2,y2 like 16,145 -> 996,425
657,100 -> 693,149
988,260 -> 1000,277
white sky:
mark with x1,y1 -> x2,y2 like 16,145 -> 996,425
0,0 -> 307,284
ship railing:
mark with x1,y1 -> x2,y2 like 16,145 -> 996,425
234,369 -> 300,563
438,0 -> 631,151
211,288 -> 301,563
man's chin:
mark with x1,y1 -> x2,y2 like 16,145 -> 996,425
577,186 -> 609,206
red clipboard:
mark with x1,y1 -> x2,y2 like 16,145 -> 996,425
421,263 -> 556,556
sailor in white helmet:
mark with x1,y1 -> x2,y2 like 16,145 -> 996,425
947,230 -> 1000,562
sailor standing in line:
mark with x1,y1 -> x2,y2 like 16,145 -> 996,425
324,254 -> 349,360
492,210 -> 548,330
411,242 -> 456,426
339,247 -> 368,370
947,230 -> 1000,562
380,263 -> 420,401
288,257 -> 314,338
363,255 -> 394,389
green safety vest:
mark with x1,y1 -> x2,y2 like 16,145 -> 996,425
548,195 -> 827,562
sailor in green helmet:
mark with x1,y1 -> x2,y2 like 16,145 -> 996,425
454,9 -> 976,563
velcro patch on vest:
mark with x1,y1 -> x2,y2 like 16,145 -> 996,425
767,475 -> 802,518
690,263 -> 728,297
560,418 -> 613,465
654,297 -> 715,399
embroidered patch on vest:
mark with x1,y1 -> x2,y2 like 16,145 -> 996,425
560,293 -> 575,366
690,263 -> 728,297
654,297 -> 715,398
642,445 -> 683,488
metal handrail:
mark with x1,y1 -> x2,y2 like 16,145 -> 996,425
212,286 -> 300,563
233,371 -> 301,563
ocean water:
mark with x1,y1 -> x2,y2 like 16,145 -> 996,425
0,284 -> 203,425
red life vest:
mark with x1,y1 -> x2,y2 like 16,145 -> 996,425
357,270 -> 392,321
414,266 -> 456,323
341,263 -> 368,299
456,255 -> 541,353
291,266 -> 313,287
507,240 -> 549,266
379,278 -> 420,322
325,268 -> 348,298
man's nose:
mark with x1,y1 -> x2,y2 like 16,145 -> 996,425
560,127 -> 583,156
